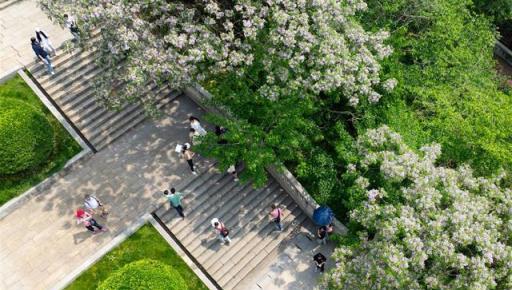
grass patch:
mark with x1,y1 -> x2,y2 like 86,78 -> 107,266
66,224 -> 208,290
0,75 -> 81,205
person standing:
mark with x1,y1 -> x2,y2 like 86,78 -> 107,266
35,28 -> 56,56
227,164 -> 239,182
75,208 -> 106,234
313,253 -> 327,273
211,218 -> 231,244
189,116 -> 207,136
31,37 -> 54,75
317,226 -> 328,245
64,14 -> 80,42
164,188 -> 185,218
182,143 -> 197,175
270,204 -> 283,231
83,194 -> 108,218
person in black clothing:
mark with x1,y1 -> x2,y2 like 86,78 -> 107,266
314,253 -> 327,273
31,37 -> 54,75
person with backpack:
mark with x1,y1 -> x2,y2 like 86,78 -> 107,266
270,204 -> 283,231
31,37 -> 54,75
211,218 -> 231,244
75,208 -> 106,234
35,28 -> 56,56
63,14 -> 80,42
83,194 -> 108,218
164,188 -> 185,218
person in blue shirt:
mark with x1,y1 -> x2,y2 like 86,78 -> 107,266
31,37 -> 54,75
164,188 -> 185,218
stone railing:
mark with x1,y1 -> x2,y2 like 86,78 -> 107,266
185,85 -> 348,234
495,41 -> 512,67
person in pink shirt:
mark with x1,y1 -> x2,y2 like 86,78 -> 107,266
270,204 -> 283,232
75,208 -> 106,234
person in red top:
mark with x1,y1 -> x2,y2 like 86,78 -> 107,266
75,208 -> 106,234
270,204 -> 283,232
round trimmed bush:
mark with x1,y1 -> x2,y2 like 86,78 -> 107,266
0,98 -> 54,175
98,259 -> 188,290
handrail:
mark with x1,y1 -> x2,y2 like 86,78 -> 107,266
495,41 -> 512,67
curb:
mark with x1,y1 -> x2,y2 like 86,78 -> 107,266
50,213 -> 153,290
0,149 -> 93,222
18,69 -> 91,151
149,215 -> 220,290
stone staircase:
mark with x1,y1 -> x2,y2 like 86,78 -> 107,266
26,48 -> 181,151
153,165 -> 308,290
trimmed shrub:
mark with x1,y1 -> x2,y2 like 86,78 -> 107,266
0,98 -> 54,175
97,259 -> 188,290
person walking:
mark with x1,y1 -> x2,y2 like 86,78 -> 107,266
182,143 -> 197,175
189,116 -> 207,136
211,218 -> 231,244
164,188 -> 185,218
35,28 -> 56,56
31,37 -> 54,75
270,204 -> 283,231
189,128 -> 201,145
83,194 -> 108,218
64,14 -> 80,42
75,208 -> 106,234
313,253 -> 327,273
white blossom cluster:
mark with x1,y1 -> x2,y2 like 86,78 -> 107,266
38,0 -> 395,111
327,126 -> 512,289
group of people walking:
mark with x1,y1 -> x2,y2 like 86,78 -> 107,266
75,194 -> 109,234
30,14 -> 80,75
164,116 -> 285,245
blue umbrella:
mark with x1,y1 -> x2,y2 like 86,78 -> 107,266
312,206 -> 334,226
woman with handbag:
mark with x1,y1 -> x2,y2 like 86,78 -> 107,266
211,218 -> 231,244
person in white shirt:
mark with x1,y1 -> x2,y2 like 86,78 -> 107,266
35,28 -> 57,56
63,14 -> 80,42
189,116 -> 207,136
84,194 -> 108,217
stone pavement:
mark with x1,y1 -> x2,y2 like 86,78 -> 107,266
240,219 -> 336,290
0,96 -> 207,290
0,0 -> 70,76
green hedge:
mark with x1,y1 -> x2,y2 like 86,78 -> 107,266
0,98 -> 54,175
98,259 -> 188,290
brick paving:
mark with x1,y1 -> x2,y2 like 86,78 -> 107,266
0,0 -> 70,76
0,96 -> 207,290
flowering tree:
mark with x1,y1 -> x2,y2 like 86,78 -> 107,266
38,0 -> 394,112
327,126 -> 512,289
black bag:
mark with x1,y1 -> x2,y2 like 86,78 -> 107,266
221,227 -> 229,237
70,22 -> 80,34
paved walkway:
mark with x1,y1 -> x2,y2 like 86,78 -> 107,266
0,0 -> 70,76
0,96 -> 206,289
242,220 -> 336,290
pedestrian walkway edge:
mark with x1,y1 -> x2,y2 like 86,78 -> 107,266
18,69 -> 93,152
50,213 -> 153,290
0,149 -> 92,222
149,215 -> 220,290
0,65 -> 22,84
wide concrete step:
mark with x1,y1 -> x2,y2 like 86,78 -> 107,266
223,210 -> 307,289
186,184 -> 283,257
34,49 -> 97,83
93,90 -> 180,150
203,194 -> 294,271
